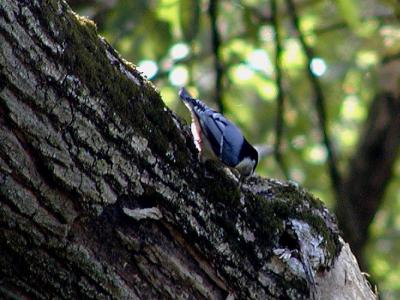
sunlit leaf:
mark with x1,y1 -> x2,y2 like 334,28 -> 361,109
179,0 -> 200,42
335,0 -> 361,31
157,0 -> 180,34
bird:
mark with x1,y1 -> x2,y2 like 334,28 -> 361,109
179,87 -> 258,177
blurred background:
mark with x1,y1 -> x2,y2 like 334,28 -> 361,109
68,0 -> 400,298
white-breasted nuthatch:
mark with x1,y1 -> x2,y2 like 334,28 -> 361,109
179,87 -> 258,177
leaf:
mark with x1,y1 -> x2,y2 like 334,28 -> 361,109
335,0 -> 361,31
242,7 -> 259,44
141,15 -> 173,60
179,0 -> 200,42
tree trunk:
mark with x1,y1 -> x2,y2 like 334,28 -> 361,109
0,1 -> 376,299
336,60 -> 400,272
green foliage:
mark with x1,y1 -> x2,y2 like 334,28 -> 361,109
335,0 -> 362,31
103,0 -> 172,61
179,0 -> 200,42
72,0 -> 400,298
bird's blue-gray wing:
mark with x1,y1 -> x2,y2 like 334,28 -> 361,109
199,111 -> 244,167
220,121 -> 244,166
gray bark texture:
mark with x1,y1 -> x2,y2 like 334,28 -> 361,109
0,1 -> 376,299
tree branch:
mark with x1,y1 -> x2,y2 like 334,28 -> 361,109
208,0 -> 224,113
271,0 -> 290,179
285,0 -> 342,196
336,59 -> 400,270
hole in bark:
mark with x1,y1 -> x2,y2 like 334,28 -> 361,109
317,265 -> 330,274
279,231 -> 300,251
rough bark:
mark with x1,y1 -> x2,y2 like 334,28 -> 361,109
0,1 -> 376,299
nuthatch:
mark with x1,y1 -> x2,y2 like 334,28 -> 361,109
179,88 -> 258,177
